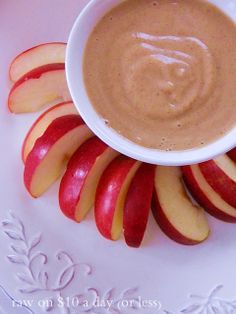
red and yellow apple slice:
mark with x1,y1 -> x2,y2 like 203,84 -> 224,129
24,114 -> 93,198
95,156 -> 141,241
182,165 -> 236,222
22,101 -> 78,163
152,166 -> 210,245
59,137 -> 119,222
199,155 -> 236,208
9,42 -> 66,82
8,63 -> 71,113
123,163 -> 156,248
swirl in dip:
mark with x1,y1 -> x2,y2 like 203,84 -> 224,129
83,0 -> 236,151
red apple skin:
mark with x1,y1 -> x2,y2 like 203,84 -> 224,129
9,63 -> 65,92
8,63 -> 67,113
227,148 -> 236,163
123,163 -> 156,248
9,42 -> 66,81
199,160 -> 236,208
95,156 -> 139,240
21,101 -> 76,163
24,115 -> 86,197
152,189 -> 201,246
182,166 -> 236,223
59,137 -> 111,220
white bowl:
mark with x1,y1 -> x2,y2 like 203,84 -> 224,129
66,0 -> 236,166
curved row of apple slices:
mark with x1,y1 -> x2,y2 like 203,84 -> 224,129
8,42 -> 236,248
21,101 -> 211,247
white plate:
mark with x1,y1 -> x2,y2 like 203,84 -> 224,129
1,1 -> 236,313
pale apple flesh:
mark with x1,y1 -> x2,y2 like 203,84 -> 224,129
199,155 -> 236,208
75,149 -> 119,222
95,156 -> 141,240
182,165 -> 236,223
123,163 -> 156,248
152,166 -> 210,245
24,115 -> 93,198
9,42 -> 66,82
59,137 -> 119,222
22,101 -> 78,163
8,63 -> 71,113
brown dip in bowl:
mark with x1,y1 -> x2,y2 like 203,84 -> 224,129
83,0 -> 236,151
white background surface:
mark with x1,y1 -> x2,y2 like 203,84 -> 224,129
1,1 -> 236,313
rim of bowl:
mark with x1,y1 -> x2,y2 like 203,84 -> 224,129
66,0 -> 236,166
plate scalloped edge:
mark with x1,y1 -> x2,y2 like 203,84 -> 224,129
1,211 -> 236,314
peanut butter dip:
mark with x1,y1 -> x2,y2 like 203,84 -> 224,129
83,0 -> 236,151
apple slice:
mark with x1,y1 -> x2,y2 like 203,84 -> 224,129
59,137 -> 119,222
227,147 -> 236,163
8,63 -> 71,113
9,42 -> 66,82
22,101 -> 78,163
95,156 -> 141,241
24,115 -> 93,198
152,166 -> 210,245
123,163 -> 156,248
199,155 -> 236,208
182,165 -> 236,222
